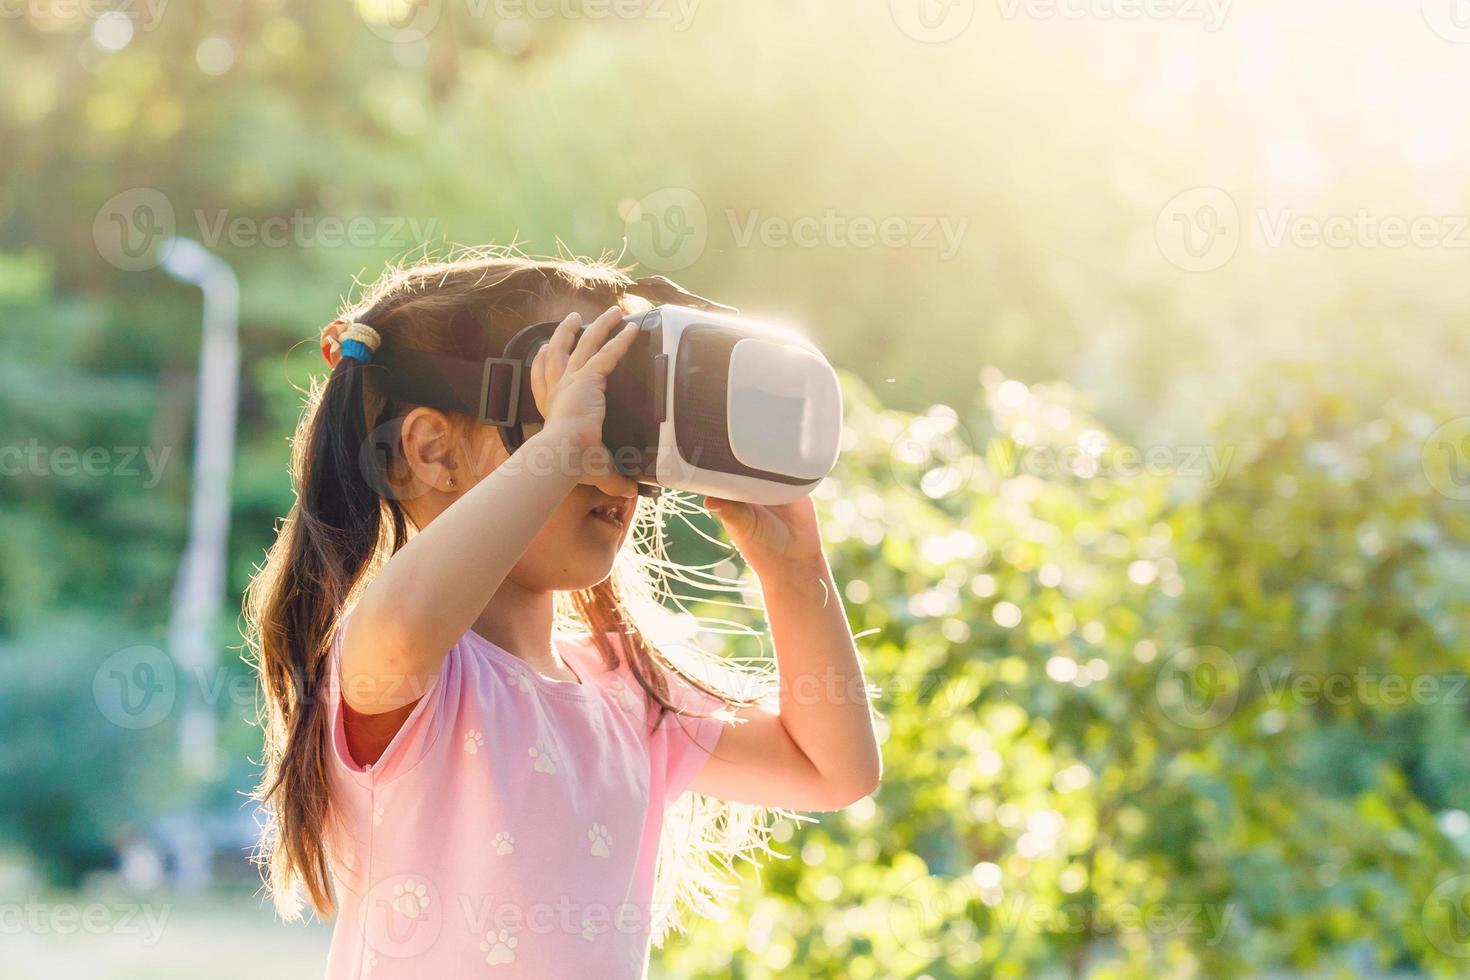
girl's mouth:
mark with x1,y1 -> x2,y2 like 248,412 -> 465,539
588,499 -> 630,531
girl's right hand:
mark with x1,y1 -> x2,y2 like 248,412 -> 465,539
529,305 -> 641,497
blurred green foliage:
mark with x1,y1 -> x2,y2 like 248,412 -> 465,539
2,2 -> 1470,977
659,372 -> 1470,977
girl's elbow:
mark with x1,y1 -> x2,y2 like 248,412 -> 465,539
816,759 -> 882,811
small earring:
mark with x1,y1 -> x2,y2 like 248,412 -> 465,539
445,477 -> 456,489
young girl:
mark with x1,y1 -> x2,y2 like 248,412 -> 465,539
245,254 -> 881,978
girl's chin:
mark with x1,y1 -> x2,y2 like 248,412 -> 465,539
546,555 -> 620,593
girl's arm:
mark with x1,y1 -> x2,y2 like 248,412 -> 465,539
690,497 -> 883,811
342,307 -> 640,714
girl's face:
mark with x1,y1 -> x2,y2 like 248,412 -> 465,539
399,294 -> 642,594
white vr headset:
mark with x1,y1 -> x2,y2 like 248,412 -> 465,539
384,284 -> 843,504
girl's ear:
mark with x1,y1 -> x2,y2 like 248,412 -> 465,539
398,407 -> 463,493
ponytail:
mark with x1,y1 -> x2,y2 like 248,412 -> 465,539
246,355 -> 404,918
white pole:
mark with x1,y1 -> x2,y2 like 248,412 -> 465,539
160,237 -> 239,893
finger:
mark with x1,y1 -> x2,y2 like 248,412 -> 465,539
567,306 -> 626,372
705,496 -> 756,536
582,321 -> 642,377
545,311 -> 581,381
530,347 -> 549,416
584,447 -> 638,497
590,471 -> 639,498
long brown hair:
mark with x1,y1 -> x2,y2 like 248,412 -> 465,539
244,252 -> 777,931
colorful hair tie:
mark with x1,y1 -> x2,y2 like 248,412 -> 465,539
338,321 -> 382,365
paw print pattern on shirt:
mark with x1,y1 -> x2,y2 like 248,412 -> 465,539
463,729 -> 484,754
392,879 -> 430,919
480,929 -> 518,965
588,823 -> 611,858
493,832 -> 515,855
580,916 -> 604,942
528,739 -> 557,775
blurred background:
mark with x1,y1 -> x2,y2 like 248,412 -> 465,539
3,0 -> 1470,976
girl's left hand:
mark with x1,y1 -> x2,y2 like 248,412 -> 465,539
704,495 -> 826,574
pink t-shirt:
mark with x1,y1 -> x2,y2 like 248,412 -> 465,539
321,627 -> 728,979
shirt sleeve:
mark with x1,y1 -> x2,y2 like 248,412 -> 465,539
647,667 -> 731,806
325,619 -> 458,784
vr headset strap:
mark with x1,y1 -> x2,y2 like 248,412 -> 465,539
382,350 -> 534,428
380,279 -> 735,438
